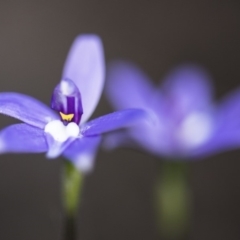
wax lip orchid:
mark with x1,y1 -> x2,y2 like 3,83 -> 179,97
0,36 -> 148,172
105,61 -> 240,159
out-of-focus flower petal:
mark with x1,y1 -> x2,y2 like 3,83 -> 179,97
103,130 -> 135,150
162,65 -> 213,113
106,61 -> 157,110
62,35 -> 105,124
216,88 -> 240,131
64,136 -> 101,173
81,109 -> 151,137
190,129 -> 240,158
45,133 -> 75,159
0,123 -> 47,153
127,117 -> 172,157
192,88 -> 240,157
0,92 -> 58,129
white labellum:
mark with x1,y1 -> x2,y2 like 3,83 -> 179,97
44,120 -> 80,142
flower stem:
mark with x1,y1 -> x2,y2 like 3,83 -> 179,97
156,161 -> 191,240
63,161 -> 83,240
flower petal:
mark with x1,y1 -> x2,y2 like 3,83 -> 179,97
64,136 -> 101,173
103,130 -> 134,150
216,88 -> 240,131
191,88 -> 240,157
0,92 -> 58,129
106,61 -> 158,110
0,123 -> 47,153
190,129 -> 240,158
81,109 -> 151,137
162,65 -> 213,113
62,35 -> 105,124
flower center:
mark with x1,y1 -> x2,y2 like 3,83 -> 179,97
177,111 -> 212,149
51,79 -> 83,124
44,120 -> 80,142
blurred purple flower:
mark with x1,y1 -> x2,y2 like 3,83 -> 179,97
105,61 -> 240,159
0,37 -> 147,172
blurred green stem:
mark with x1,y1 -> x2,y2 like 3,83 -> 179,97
63,161 -> 83,240
156,161 -> 191,240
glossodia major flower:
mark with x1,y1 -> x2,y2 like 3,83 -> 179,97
0,36 -> 148,172
105,61 -> 240,159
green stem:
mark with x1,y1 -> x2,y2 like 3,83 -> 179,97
63,161 -> 83,240
156,161 -> 191,240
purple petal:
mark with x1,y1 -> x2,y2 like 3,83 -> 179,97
64,136 -> 101,173
0,123 -> 47,153
106,61 -> 158,110
216,88 -> 240,131
103,130 -> 135,150
162,65 -> 213,114
62,35 -> 105,124
190,88 -> 240,157
0,92 -> 58,129
190,129 -> 240,158
81,109 -> 151,137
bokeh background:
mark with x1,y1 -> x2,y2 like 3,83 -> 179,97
0,0 -> 240,239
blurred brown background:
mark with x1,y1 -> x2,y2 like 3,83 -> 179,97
0,0 -> 239,239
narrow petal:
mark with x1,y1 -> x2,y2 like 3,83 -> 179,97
0,123 -> 47,153
162,65 -> 213,113
106,61 -> 158,110
81,109 -> 152,137
62,35 -> 105,123
0,92 -> 58,129
64,136 -> 101,173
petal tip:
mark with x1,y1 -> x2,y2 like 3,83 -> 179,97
75,33 -> 102,42
72,34 -> 104,56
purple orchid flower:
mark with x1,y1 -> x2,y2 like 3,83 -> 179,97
105,61 -> 240,159
0,36 -> 147,172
